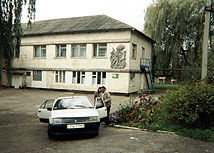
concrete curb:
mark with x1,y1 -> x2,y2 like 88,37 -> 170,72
156,130 -> 176,134
113,125 -> 140,130
113,125 -> 176,135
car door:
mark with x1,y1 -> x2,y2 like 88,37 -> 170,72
37,99 -> 55,123
95,98 -> 107,121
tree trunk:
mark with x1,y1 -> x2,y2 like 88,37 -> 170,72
5,50 -> 13,87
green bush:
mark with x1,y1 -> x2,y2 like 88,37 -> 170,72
117,81 -> 214,141
154,84 -> 180,90
118,96 -> 160,128
159,81 -> 214,129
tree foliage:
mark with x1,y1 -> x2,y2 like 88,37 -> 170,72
144,0 -> 207,80
208,12 -> 214,80
160,81 -> 214,129
0,0 -> 36,85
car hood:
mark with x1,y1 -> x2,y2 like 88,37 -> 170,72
51,109 -> 99,118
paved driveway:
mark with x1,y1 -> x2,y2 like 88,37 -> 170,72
0,88 -> 213,153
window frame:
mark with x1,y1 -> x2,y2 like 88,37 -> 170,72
131,43 -> 137,60
92,72 -> 106,85
56,44 -> 66,58
34,45 -> 46,58
33,70 -> 42,81
71,44 -> 86,58
55,71 -> 66,83
142,47 -> 145,58
130,72 -> 135,87
93,43 -> 107,58
72,71 -> 85,84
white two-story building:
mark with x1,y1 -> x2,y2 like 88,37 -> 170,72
10,15 -> 154,94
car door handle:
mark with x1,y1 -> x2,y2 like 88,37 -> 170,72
38,111 -> 41,113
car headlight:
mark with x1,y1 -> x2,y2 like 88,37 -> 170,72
53,118 -> 63,124
88,116 -> 100,122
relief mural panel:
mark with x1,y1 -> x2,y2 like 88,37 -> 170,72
110,45 -> 126,69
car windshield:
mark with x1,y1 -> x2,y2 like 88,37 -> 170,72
53,98 -> 93,110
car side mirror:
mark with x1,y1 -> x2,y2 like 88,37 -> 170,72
96,103 -> 104,109
47,107 -> 52,111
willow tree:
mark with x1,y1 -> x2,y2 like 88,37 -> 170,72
0,0 -> 36,86
144,0 -> 206,80
208,12 -> 214,81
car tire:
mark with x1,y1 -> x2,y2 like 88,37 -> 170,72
48,125 -> 54,139
93,130 -> 99,137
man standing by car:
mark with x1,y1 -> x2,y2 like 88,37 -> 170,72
100,86 -> 111,126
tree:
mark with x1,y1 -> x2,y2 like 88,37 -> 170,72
144,0 -> 206,81
208,10 -> 214,82
0,0 -> 36,86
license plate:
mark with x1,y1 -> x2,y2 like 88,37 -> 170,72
67,124 -> 85,129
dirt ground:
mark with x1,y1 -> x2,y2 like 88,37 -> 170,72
0,88 -> 214,153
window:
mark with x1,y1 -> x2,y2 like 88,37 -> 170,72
56,44 -> 66,57
142,47 -> 145,58
33,70 -> 42,81
40,99 -> 55,109
72,71 -> 85,84
131,44 -> 137,59
92,72 -> 96,85
93,43 -> 107,57
72,71 -> 76,84
92,72 -> 106,85
130,72 -> 135,87
71,44 -> 86,57
55,71 -> 65,83
34,45 -> 46,58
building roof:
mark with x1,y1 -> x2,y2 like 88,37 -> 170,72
22,15 -> 155,43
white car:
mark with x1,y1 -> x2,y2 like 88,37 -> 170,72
37,96 -> 107,138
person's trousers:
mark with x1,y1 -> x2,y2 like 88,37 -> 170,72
105,106 -> 111,125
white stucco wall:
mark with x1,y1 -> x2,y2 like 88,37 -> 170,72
14,31 -> 131,70
129,31 -> 153,70
11,30 -> 153,93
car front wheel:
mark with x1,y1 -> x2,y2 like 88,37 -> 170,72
48,124 -> 54,139
92,130 -> 99,137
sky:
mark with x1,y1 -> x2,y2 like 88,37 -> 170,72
21,0 -> 154,31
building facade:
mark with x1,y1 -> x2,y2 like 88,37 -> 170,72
9,15 -> 154,94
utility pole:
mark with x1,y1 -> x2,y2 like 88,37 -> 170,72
202,0 -> 212,79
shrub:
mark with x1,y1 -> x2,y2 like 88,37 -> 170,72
118,95 -> 160,128
154,84 -> 180,90
117,81 -> 214,141
159,81 -> 214,129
